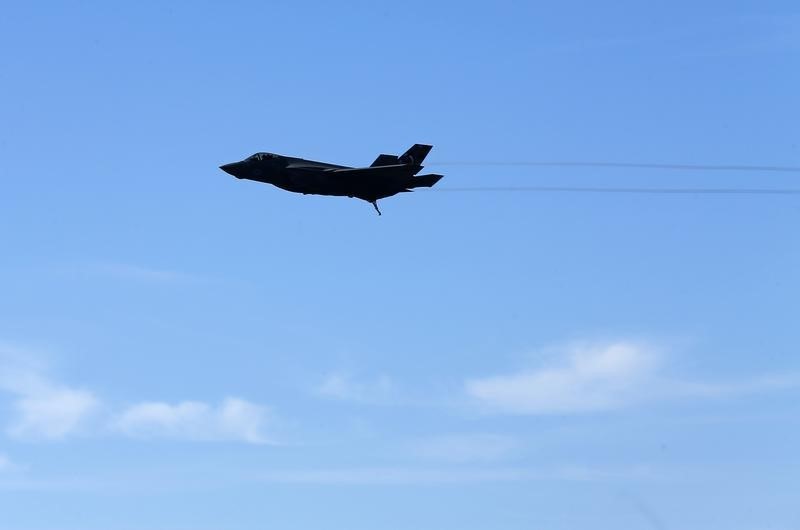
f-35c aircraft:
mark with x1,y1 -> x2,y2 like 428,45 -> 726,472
220,144 -> 443,215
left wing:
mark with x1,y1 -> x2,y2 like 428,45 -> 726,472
326,164 -> 418,180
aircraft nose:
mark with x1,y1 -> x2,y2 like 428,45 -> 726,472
220,161 -> 245,178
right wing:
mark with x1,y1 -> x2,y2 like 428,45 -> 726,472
327,164 -> 416,181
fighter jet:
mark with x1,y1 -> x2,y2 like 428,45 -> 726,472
220,144 -> 443,215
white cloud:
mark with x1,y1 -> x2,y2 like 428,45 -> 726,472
465,341 -> 800,415
410,434 -> 519,462
0,454 -> 13,472
316,372 -> 395,403
0,346 -> 100,440
466,341 -> 657,414
8,387 -> 99,440
114,398 -> 270,444
1,344 -> 271,444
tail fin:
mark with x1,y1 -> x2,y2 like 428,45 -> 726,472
399,144 -> 433,165
370,154 -> 399,167
410,173 -> 443,189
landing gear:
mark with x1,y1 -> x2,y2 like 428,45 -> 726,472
371,201 -> 382,216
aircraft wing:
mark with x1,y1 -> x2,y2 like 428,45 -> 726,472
284,164 -> 410,179
283,164 -> 416,191
325,164 -> 418,180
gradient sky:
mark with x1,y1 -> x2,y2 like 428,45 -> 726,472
1,1 -> 799,529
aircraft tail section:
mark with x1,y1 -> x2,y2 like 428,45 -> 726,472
371,144 -> 433,166
399,144 -> 432,165
410,173 -> 443,189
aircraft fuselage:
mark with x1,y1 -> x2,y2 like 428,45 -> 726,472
220,145 -> 444,215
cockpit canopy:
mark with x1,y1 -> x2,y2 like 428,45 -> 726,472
246,152 -> 277,162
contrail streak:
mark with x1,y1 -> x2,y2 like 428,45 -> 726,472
427,162 -> 800,173
429,186 -> 800,195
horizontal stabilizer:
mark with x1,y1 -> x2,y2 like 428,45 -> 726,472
410,173 -> 443,188
370,154 -> 399,167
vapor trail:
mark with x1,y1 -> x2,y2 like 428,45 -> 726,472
430,186 -> 800,195
428,162 -> 800,173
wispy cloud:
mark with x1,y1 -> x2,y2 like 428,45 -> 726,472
0,344 -> 271,444
316,372 -> 395,403
0,464 -> 659,493
257,465 -> 656,485
113,398 -> 271,444
466,341 -> 657,414
0,346 -> 100,440
8,387 -> 100,440
410,434 -> 519,463
665,374 -> 800,399
465,340 -> 800,415
0,454 -> 14,472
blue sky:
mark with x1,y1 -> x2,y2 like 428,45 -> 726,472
1,1 -> 799,529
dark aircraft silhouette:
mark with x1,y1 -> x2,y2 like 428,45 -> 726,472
220,144 -> 443,215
